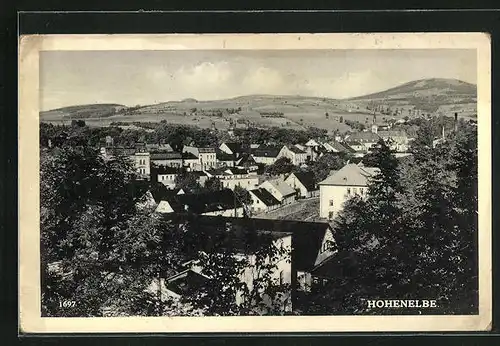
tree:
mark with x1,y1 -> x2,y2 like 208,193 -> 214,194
265,157 -> 294,176
175,172 -> 201,192
204,177 -> 223,192
308,153 -> 348,183
180,217 -> 292,316
40,146 -> 172,316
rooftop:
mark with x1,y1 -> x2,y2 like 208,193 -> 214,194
250,188 -> 281,207
164,189 -> 243,214
319,163 -> 379,186
288,171 -> 317,192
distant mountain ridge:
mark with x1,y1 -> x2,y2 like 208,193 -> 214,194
40,78 -> 477,121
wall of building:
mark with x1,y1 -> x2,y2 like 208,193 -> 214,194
151,159 -> 183,167
319,184 -> 368,219
220,176 -> 259,190
252,156 -> 278,165
157,174 -> 178,188
133,152 -> 151,177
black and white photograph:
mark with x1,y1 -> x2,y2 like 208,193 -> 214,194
18,33 -> 491,332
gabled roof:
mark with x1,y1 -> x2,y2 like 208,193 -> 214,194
324,141 -> 349,153
319,163 -> 379,186
164,189 -> 243,214
221,142 -> 243,154
288,171 -> 316,192
160,214 -> 332,271
236,153 -> 257,166
182,152 -> 198,159
305,139 -> 321,147
264,179 -> 296,197
250,188 -> 281,207
286,145 -> 306,154
252,145 -> 281,158
216,150 -> 235,161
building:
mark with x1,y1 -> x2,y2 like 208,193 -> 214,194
235,153 -> 259,172
204,167 -> 259,191
249,188 -> 281,214
155,189 -> 245,217
152,215 -> 338,313
251,146 -> 282,165
378,130 -> 410,152
284,172 -> 319,199
216,150 -> 236,168
182,152 -> 199,171
183,146 -> 217,171
318,163 -> 378,220
151,165 -> 181,189
219,142 -> 244,158
259,179 -> 297,205
345,131 -> 381,152
305,139 -> 322,162
322,141 -> 351,154
278,145 -> 308,166
150,152 -> 183,168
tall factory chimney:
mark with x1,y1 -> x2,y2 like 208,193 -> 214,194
454,112 -> 458,131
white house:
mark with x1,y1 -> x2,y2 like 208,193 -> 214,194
152,166 -> 180,189
318,163 -> 378,220
378,130 -> 410,152
251,146 -> 281,165
249,188 -> 281,214
150,152 -> 183,168
183,146 -> 217,171
219,142 -> 244,158
259,179 -> 297,205
284,171 -> 319,199
132,152 -> 151,178
278,145 -> 308,166
205,167 -> 259,191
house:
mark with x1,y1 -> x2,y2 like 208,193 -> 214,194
150,152 -> 183,168
251,146 -> 282,165
284,171 -> 319,199
155,189 -> 245,217
278,145 -> 308,166
151,165 -> 181,189
219,142 -> 244,158
153,215 -> 338,312
378,130 -> 410,152
136,184 -> 186,210
183,146 -> 217,171
305,139 -> 322,162
182,152 -> 199,171
322,141 -> 350,154
235,153 -> 259,172
216,150 -> 235,168
345,131 -> 381,151
204,167 -> 259,191
133,152 -> 151,178
318,163 -> 378,220
249,188 -> 281,214
259,179 -> 297,205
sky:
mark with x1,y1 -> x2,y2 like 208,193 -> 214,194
40,49 -> 477,111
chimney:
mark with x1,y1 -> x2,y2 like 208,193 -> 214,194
454,112 -> 458,131
442,126 -> 445,140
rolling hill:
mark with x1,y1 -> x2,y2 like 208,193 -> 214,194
346,78 -> 477,116
39,78 -> 477,130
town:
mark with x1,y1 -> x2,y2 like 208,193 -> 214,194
40,105 -> 478,317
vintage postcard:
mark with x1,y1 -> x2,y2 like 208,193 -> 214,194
19,33 -> 491,333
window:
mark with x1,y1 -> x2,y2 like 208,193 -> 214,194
347,188 -> 351,195
279,270 -> 285,285
328,211 -> 334,219
329,200 -> 333,206
353,188 -> 358,194
360,188 -> 364,195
